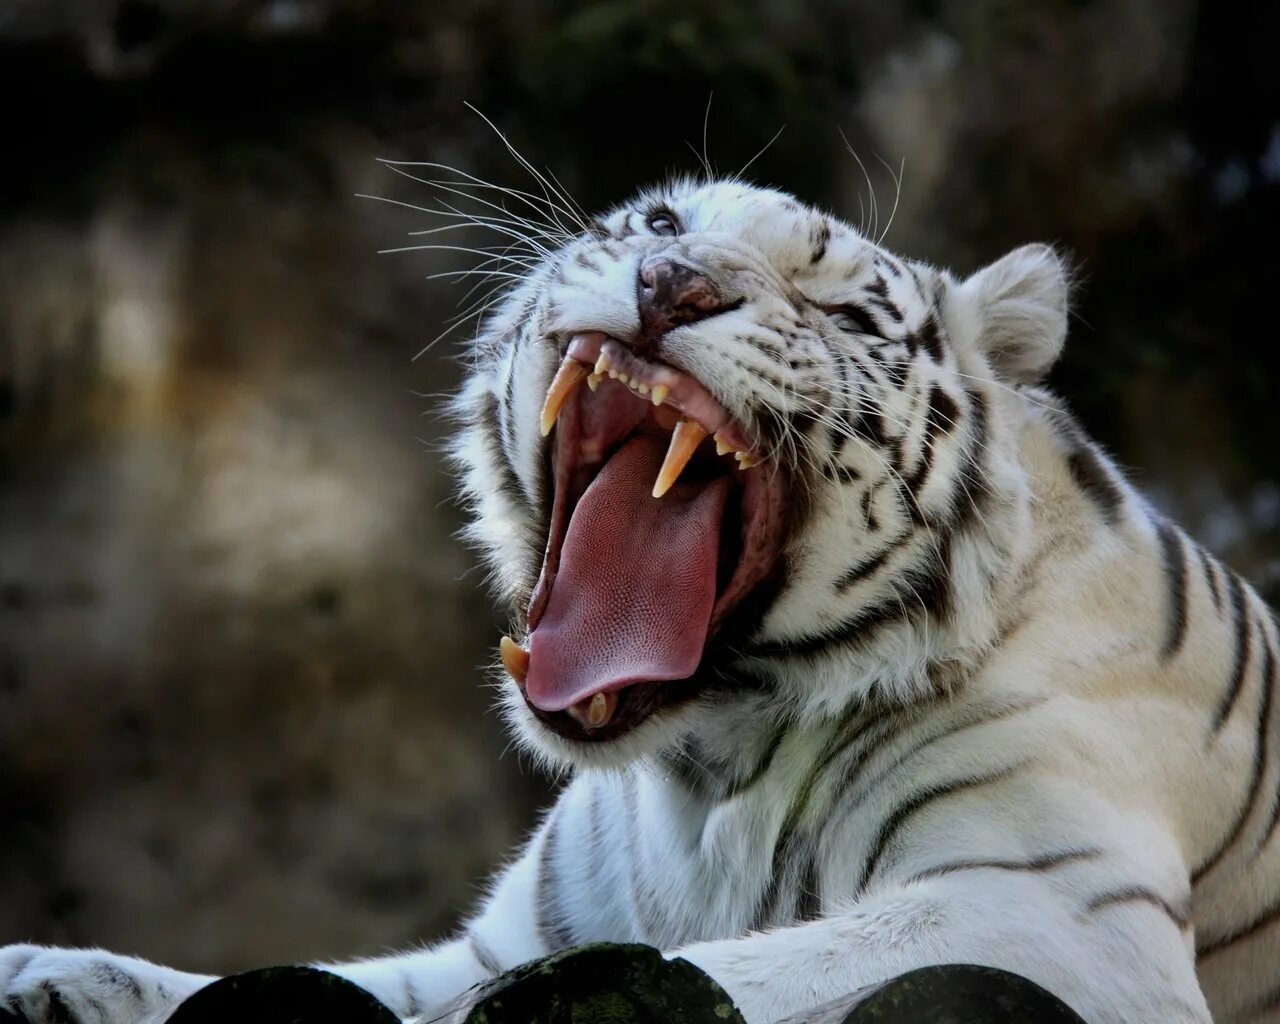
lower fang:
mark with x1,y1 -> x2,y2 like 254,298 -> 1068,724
569,691 -> 617,729
653,419 -> 709,498
651,384 -> 670,406
587,373 -> 602,391
499,635 -> 529,685
735,453 -> 759,470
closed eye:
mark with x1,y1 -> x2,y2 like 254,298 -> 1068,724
646,208 -> 682,237
824,304 -> 881,338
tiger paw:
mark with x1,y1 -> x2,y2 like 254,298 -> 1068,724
0,943 -> 213,1024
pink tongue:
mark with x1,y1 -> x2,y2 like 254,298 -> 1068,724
526,435 -> 729,712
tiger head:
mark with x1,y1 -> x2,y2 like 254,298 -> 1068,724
450,178 -> 1069,769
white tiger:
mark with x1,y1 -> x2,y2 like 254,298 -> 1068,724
3,178 -> 1277,1024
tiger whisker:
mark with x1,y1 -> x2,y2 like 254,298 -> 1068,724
377,165 -> 568,248
463,102 -> 594,237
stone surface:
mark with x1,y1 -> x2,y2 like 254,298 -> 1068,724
166,966 -> 399,1024
437,943 -> 746,1024
776,964 -> 1088,1023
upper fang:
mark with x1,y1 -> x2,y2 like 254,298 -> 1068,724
540,358 -> 590,437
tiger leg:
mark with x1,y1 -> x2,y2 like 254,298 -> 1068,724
671,866 -> 1208,1024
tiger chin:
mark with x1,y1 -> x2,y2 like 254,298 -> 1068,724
3,179 -> 1275,1024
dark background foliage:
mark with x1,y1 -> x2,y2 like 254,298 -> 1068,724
1,0 -> 1277,973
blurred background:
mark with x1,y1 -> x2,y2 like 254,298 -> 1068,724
1,0 -> 1278,975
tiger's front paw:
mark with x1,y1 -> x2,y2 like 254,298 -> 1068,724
0,944 -> 214,1024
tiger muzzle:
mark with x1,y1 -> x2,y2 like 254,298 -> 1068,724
634,257 -> 728,353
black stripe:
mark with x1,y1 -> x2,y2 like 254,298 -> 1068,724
1066,444 -> 1126,525
834,531 -> 913,592
774,708 -> 931,927
1212,572 -> 1253,732
809,219 -> 831,264
657,741 -> 715,796
1233,988 -> 1280,1020
948,389 -> 990,532
584,781 -> 605,893
796,858 -> 823,922
93,963 -> 144,1002
725,722 -> 789,799
905,847 -> 1102,884
868,296 -> 905,323
860,486 -> 880,532
873,252 -> 902,277
1156,520 -> 1189,662
500,350 -> 520,456
907,261 -> 928,296
855,764 -> 1024,895
621,778 -> 652,944
534,811 -> 575,951
908,530 -> 956,626
477,392 -> 529,516
1199,889 -> 1280,959
754,576 -> 931,659
402,971 -> 422,1018
826,351 -> 853,456
915,315 -> 944,363
759,531 -> 957,659
1198,545 -> 1223,614
1251,625 -> 1280,852
903,386 -> 959,493
1087,887 -> 1189,930
1193,616 -> 1275,883
754,703 -> 900,927
825,464 -> 861,484
467,931 -> 502,975
833,697 -> 1048,818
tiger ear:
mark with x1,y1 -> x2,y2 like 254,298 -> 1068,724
953,244 -> 1069,384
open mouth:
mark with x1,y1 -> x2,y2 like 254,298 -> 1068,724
501,331 -> 786,742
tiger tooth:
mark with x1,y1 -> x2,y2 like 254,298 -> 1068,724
650,384 -> 670,406
587,372 -> 602,391
652,419 -> 709,498
735,452 -> 759,470
569,690 -> 617,729
594,354 -> 610,375
539,359 -> 590,437
499,635 -> 530,685
714,432 -> 736,456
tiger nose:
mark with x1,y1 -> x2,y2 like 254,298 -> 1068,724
635,257 -> 724,344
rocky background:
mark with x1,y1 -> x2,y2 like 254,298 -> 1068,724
1,0 -> 1278,975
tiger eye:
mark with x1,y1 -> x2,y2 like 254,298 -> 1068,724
646,211 -> 680,236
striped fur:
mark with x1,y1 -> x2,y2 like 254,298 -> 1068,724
3,180 -> 1276,1024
